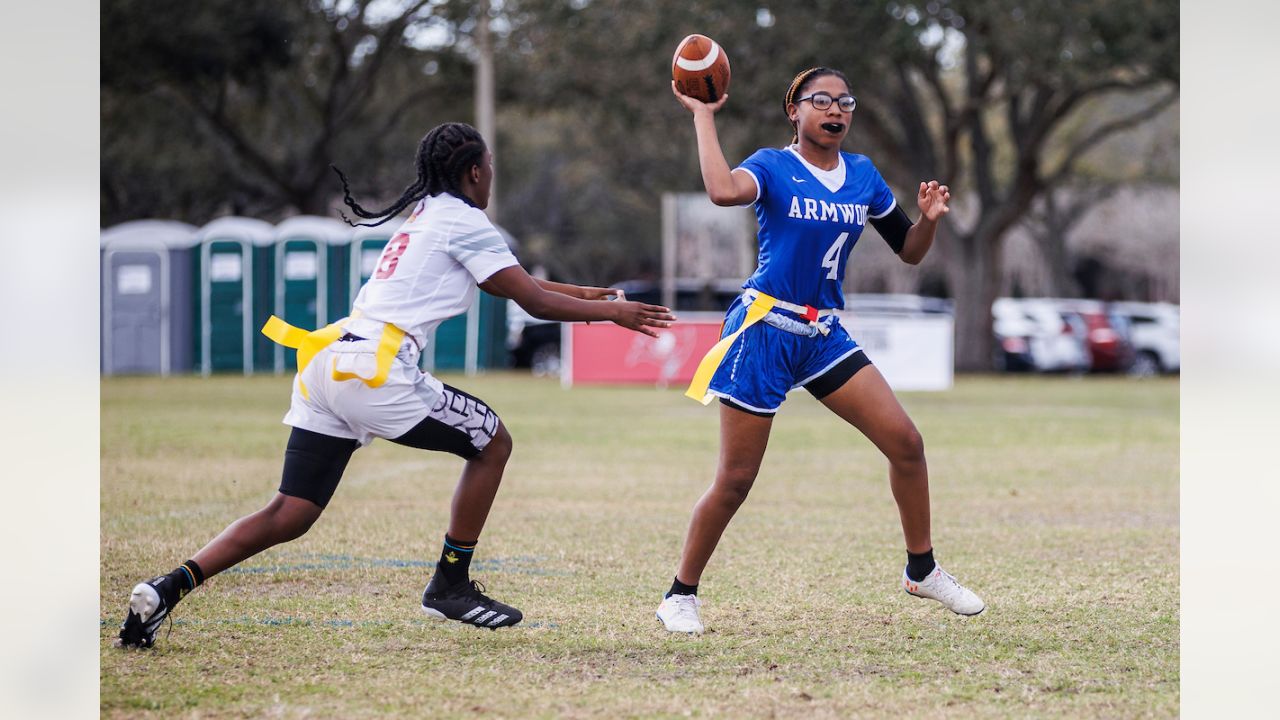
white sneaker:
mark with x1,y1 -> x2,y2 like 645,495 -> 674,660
656,593 -> 704,633
903,565 -> 986,616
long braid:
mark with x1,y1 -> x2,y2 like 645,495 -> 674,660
783,66 -> 850,144
332,122 -> 487,227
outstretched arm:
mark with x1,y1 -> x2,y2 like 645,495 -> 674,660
899,181 -> 951,265
532,277 -> 622,301
481,266 -> 674,337
671,83 -> 757,207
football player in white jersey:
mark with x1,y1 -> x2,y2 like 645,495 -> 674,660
118,122 -> 675,647
655,69 -> 984,634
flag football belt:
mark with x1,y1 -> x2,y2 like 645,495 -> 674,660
761,311 -> 832,337
741,289 -> 838,332
261,311 -> 406,400
684,290 -> 837,405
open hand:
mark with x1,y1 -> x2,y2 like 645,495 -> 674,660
917,180 -> 951,222
672,81 -> 728,115
611,301 -> 676,338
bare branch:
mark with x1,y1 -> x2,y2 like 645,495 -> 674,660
1048,76 -> 1166,127
892,65 -> 939,176
165,85 -> 295,199
919,59 -> 955,124
966,38 -> 997,205
367,87 -> 439,139
1046,89 -> 1178,183
338,0 -> 436,122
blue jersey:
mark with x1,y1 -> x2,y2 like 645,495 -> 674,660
737,147 -> 898,310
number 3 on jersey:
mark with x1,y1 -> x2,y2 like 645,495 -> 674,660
375,233 -> 411,279
821,232 -> 849,280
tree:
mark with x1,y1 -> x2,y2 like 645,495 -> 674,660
101,0 -> 1179,352
101,0 -> 472,225
493,0 -> 784,283
808,0 -> 1178,369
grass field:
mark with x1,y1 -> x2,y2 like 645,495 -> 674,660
101,373 -> 1178,718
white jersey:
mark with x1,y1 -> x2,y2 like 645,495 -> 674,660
345,192 -> 518,349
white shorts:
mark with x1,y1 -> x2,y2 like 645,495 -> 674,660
282,335 -> 497,453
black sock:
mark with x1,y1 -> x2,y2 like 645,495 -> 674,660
906,548 -> 936,582
436,535 -> 476,586
164,559 -> 205,605
666,576 -> 698,598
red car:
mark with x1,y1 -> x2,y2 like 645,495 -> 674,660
1057,300 -> 1135,372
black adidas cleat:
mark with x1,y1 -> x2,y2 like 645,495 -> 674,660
421,576 -> 523,629
117,577 -> 173,648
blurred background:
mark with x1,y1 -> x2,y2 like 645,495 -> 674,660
100,0 -> 1179,379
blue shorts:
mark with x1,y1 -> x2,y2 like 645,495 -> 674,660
708,297 -> 871,416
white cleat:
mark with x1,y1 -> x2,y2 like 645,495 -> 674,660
656,593 -> 705,634
903,565 -> 986,616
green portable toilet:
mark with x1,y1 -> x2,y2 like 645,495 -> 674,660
272,216 -> 352,373
349,224 -> 393,298
196,217 -> 275,375
437,224 -> 518,374
475,225 -> 517,372
101,220 -> 199,375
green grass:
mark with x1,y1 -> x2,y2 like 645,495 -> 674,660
101,373 -> 1178,718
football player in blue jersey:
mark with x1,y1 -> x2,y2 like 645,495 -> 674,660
656,67 -> 985,633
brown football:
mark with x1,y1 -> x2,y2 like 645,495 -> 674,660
671,34 -> 731,103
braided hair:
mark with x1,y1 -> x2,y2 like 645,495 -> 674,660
783,67 -> 851,144
332,122 -> 488,227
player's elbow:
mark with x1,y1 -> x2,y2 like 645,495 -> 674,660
898,242 -> 926,265
707,189 -> 738,206
706,182 -> 747,207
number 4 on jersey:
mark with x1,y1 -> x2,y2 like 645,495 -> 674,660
821,232 -> 849,280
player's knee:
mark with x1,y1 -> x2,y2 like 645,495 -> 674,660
889,425 -> 926,467
264,495 -> 322,541
479,423 -> 512,464
278,514 -> 318,542
716,466 -> 758,506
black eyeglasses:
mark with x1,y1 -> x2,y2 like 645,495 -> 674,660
795,92 -> 857,113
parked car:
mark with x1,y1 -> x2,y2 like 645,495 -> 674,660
1055,299 -> 1135,373
992,298 -> 1090,373
843,293 -> 953,316
611,278 -> 745,310
506,301 -> 562,377
1110,301 -> 1180,375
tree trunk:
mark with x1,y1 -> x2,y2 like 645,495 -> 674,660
297,191 -> 331,217
1042,225 -> 1079,298
949,230 -> 1001,372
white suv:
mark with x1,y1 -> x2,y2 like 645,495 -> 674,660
1110,302 -> 1179,376
992,298 -> 1090,373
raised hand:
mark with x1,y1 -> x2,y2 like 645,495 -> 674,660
610,301 -> 677,338
672,81 -> 729,115
917,180 -> 951,222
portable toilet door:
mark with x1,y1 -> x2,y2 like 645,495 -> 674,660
101,220 -> 199,375
272,216 -> 352,373
349,224 -> 394,300
432,224 -> 519,374
196,217 -> 275,375
477,225 -> 517,371
435,292 -> 506,374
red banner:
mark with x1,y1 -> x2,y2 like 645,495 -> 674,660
563,316 -> 724,387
